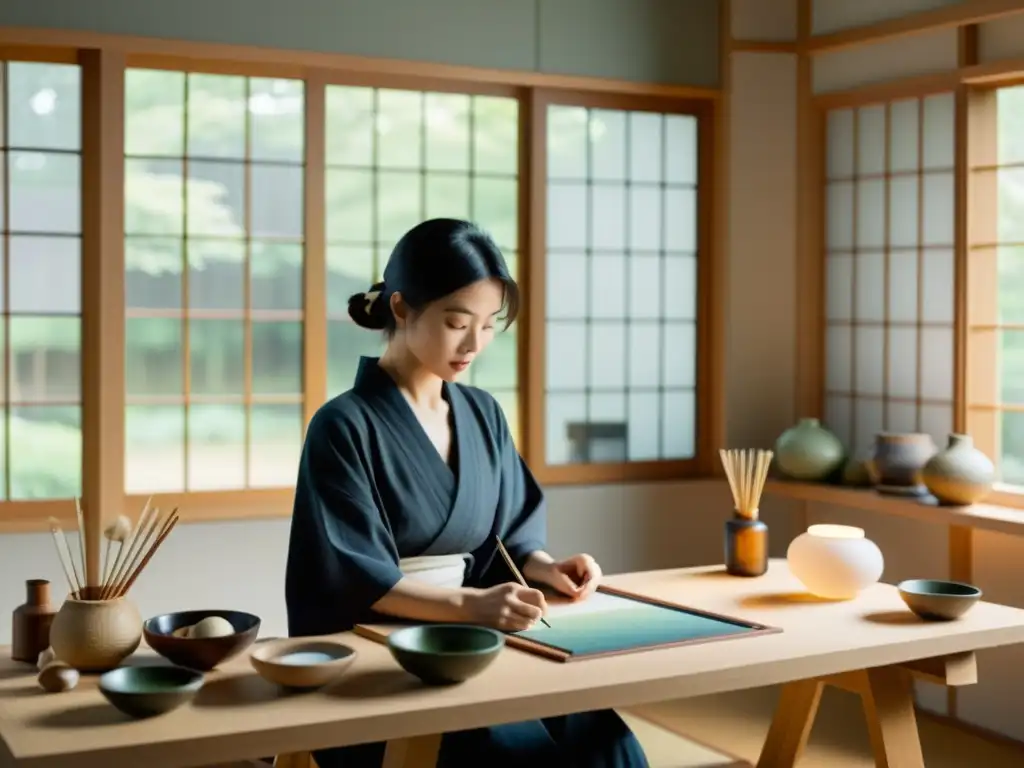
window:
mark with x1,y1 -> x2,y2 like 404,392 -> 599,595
0,39 -> 722,528
323,84 -> 521,438
966,85 -> 1024,491
123,68 -> 306,494
0,61 -> 83,500
538,95 -> 704,481
823,94 -> 956,458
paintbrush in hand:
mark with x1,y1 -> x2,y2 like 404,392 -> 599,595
495,537 -> 552,629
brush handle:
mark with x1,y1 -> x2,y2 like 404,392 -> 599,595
495,538 -> 552,628
101,505 -> 155,599
117,514 -> 178,598
108,508 -> 165,598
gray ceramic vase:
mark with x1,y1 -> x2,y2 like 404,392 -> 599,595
773,418 -> 845,481
922,434 -> 995,506
867,433 -> 937,497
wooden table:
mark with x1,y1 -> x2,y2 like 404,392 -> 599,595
2,559 -> 1024,768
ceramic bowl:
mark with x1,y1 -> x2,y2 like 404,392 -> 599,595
143,610 -> 261,671
387,624 -> 504,685
250,638 -> 358,689
898,579 -> 982,621
99,665 -> 204,719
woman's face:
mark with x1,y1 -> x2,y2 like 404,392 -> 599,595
394,278 -> 507,382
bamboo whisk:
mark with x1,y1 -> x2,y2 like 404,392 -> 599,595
720,449 -> 773,521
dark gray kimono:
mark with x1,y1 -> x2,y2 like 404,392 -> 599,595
285,357 -> 649,768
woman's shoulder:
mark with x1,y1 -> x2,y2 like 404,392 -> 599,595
307,390 -> 376,448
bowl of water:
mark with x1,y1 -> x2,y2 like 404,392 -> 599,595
249,638 -> 358,689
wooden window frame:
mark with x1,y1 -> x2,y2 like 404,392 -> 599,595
820,91 -> 960,457
0,33 -> 724,537
525,89 -> 719,486
964,77 -> 1024,510
803,23 -> 1024,514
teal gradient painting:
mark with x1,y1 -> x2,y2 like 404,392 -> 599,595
515,590 -> 761,657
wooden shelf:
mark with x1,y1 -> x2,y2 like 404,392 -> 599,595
764,480 -> 1024,537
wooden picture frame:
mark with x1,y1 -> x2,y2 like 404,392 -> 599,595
354,584 -> 782,663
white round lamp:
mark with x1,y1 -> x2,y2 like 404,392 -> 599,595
786,524 -> 884,600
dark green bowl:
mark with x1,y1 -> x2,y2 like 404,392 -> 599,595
898,579 -> 982,621
387,624 -> 504,685
99,665 -> 204,719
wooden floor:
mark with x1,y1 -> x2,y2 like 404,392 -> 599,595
627,685 -> 1024,767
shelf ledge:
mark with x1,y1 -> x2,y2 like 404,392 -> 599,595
764,480 -> 1024,538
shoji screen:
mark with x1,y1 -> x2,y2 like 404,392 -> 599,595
824,94 -> 956,457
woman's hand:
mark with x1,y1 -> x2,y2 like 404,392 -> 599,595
527,553 -> 602,600
460,583 -> 547,632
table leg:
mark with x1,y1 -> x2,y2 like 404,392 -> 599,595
382,733 -> 442,768
860,666 -> 925,768
756,666 -> 927,768
755,679 -> 824,768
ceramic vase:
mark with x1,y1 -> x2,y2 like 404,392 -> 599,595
922,434 -> 995,506
11,579 -> 56,663
867,433 -> 937,496
787,524 -> 884,600
773,418 -> 845,482
841,456 -> 873,488
724,516 -> 768,578
49,588 -> 142,672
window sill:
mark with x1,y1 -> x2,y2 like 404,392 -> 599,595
764,480 -> 1024,537
0,489 -> 296,534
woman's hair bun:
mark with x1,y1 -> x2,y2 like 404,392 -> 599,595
347,282 -> 389,330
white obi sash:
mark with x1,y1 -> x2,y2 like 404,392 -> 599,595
398,554 -> 470,589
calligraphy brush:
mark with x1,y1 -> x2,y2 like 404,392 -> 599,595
495,537 -> 552,629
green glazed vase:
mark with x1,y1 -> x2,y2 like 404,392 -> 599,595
773,418 -> 845,481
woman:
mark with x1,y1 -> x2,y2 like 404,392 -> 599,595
285,218 -> 649,768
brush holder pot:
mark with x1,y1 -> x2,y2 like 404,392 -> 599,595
49,588 -> 142,672
724,515 -> 768,577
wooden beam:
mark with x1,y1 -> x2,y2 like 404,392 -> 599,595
822,653 -> 978,693
80,48 -> 127,589
950,22 -> 979,720
806,0 -> 1024,55
731,40 -> 799,54
302,73 -> 327,430
962,57 -> 1024,84
794,0 -> 823,422
0,25 -> 720,101
813,71 -> 961,110
708,0 -> 731,478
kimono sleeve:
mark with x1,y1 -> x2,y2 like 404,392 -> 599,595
285,405 -> 405,636
492,398 -> 548,573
